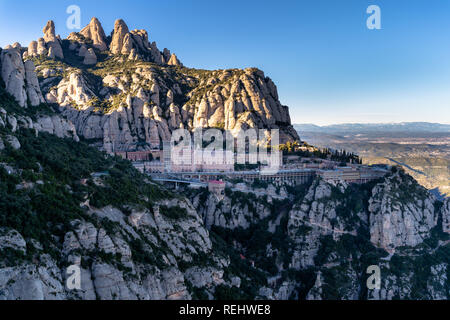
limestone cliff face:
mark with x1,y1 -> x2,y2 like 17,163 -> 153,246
442,198 -> 450,234
0,200 -> 229,300
0,106 -> 79,141
41,21 -> 64,59
368,171 -> 437,252
0,46 -> 78,140
287,172 -> 440,271
110,19 -> 130,54
45,72 -> 96,109
184,68 -> 298,142
185,171 -> 450,300
0,48 -> 45,107
283,173 -> 450,300
42,65 -> 299,152
16,18 -> 299,151
0,48 -> 27,107
192,185 -> 284,230
287,180 -> 361,269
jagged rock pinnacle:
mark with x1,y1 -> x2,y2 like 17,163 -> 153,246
110,19 -> 130,54
168,53 -> 182,66
43,20 -> 56,42
42,20 -> 64,59
80,17 -> 108,51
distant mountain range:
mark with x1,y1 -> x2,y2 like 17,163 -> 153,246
294,122 -> 450,133
295,122 -> 450,199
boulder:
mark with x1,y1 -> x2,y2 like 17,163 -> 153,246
5,135 -> 21,150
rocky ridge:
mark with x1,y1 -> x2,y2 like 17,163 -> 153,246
1,48 -> 45,107
187,171 -> 450,300
2,18 -> 299,152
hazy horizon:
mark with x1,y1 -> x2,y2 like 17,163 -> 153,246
294,121 -> 450,126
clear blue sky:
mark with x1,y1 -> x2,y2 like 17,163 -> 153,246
1,0 -> 449,125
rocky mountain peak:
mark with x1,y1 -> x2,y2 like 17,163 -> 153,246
168,53 -> 182,66
110,19 -> 130,54
0,47 -> 45,107
39,20 -> 64,59
80,17 -> 108,51
42,20 -> 56,42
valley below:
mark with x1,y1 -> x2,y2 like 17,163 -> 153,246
296,124 -> 450,199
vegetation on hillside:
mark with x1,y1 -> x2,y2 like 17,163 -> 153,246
280,141 -> 362,164
0,103 -> 171,263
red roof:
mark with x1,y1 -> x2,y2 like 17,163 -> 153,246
209,180 -> 225,185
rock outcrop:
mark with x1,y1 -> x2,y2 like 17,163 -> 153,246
0,48 -> 27,107
0,48 -> 45,107
80,17 -> 108,51
45,72 -> 96,109
5,135 -> 21,150
442,198 -> 450,234
110,19 -> 130,55
0,199 -> 229,300
0,107 -> 79,141
83,48 -> 97,65
192,187 -> 275,230
368,171 -> 437,252
0,228 -> 26,253
37,38 -> 47,55
168,53 -> 182,66
25,21 -> 64,59
40,64 -> 299,152
24,60 -> 46,106
9,17 -> 298,150
42,21 -> 64,59
287,179 -> 358,268
108,19 -> 179,65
